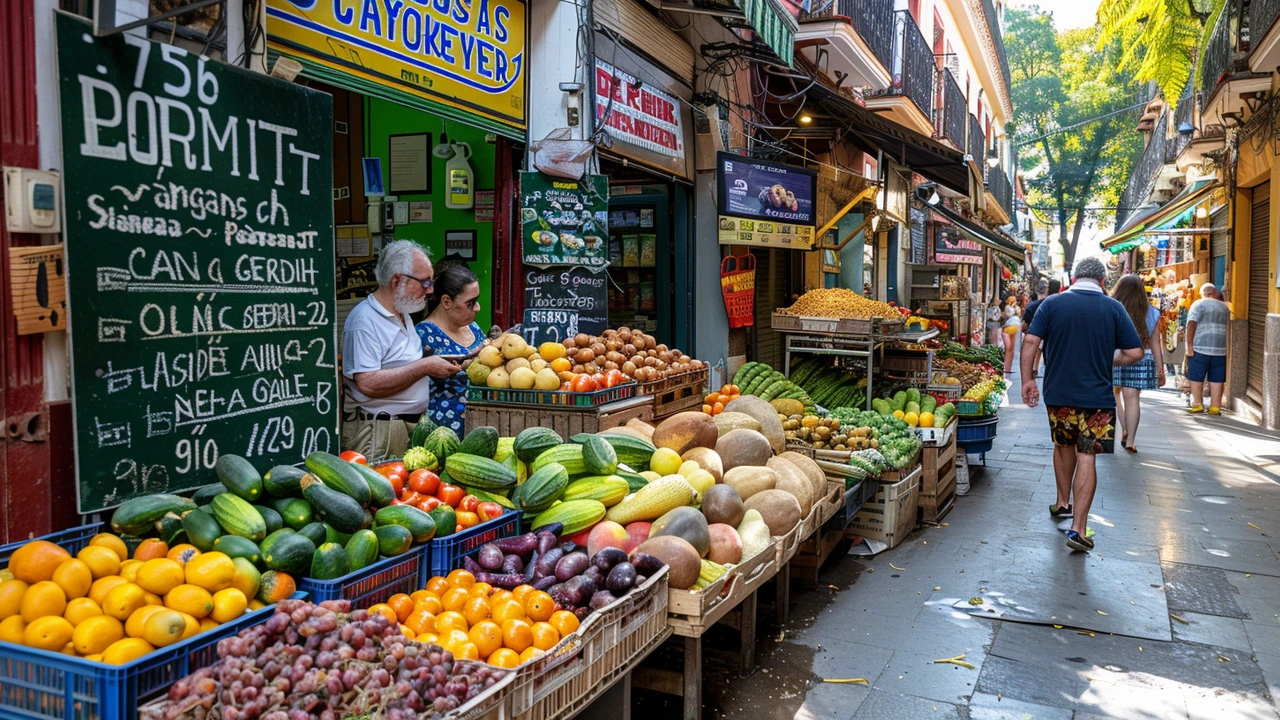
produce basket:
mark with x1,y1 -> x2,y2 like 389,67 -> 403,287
298,546 -> 428,609
0,554 -> 304,720
956,415 -> 999,446
815,482 -> 846,527
665,542 -> 777,638
634,366 -> 707,396
771,312 -> 873,336
428,510 -> 522,577
823,478 -> 877,532
467,381 -> 636,408
848,466 -> 921,550
0,521 -> 103,565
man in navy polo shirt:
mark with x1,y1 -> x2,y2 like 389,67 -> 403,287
1021,257 -> 1144,552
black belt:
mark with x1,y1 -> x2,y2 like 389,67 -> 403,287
346,408 -> 420,424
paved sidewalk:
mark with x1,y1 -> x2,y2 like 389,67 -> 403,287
692,378 -> 1280,719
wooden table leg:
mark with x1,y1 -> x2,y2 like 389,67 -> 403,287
774,562 -> 791,625
739,589 -> 757,672
684,635 -> 702,720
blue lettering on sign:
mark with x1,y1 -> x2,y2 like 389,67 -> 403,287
333,0 -> 354,23
359,0 -> 382,35
383,0 -> 403,41
494,5 -> 508,42
402,7 -> 422,51
475,0 -> 491,36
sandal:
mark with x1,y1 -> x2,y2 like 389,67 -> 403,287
1125,445 -> 1138,454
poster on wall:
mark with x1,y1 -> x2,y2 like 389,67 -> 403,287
594,59 -> 684,163
520,171 -> 610,267
716,152 -> 817,249
934,225 -> 984,265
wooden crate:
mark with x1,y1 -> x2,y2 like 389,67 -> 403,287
878,451 -> 921,481
919,430 -> 957,523
665,542 -> 777,638
465,395 -> 653,436
652,383 -> 706,420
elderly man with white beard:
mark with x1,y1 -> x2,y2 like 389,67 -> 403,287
340,240 -> 461,459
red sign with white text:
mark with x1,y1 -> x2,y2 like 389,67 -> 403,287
595,59 -> 684,160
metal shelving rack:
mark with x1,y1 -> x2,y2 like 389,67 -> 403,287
778,327 -> 939,411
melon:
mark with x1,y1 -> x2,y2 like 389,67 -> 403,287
649,506 -> 710,557
723,395 -> 785,454
715,429 -> 773,472
651,412 -> 718,455
778,452 -> 829,501
633,536 -> 701,589
767,456 -> 814,516
743,489 -> 801,536
701,484 -> 746,527
681,447 -> 724,482
706,523 -> 743,565
722,465 -> 776,501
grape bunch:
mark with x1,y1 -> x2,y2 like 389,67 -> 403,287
140,599 -> 508,720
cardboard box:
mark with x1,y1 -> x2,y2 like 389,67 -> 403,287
848,467 -> 920,549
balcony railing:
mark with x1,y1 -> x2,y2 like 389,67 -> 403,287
979,0 -> 1012,97
869,11 -> 935,121
968,113 -> 986,161
798,0 -> 896,73
986,164 -> 1013,218
1116,110 -> 1169,228
1203,1 -> 1242,94
938,69 -> 966,151
1172,87 -> 1195,157
1252,0 -> 1280,58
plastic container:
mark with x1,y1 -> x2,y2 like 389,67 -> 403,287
428,510 -> 521,577
297,546 -> 429,608
466,381 -> 636,408
822,478 -> 875,532
0,521 -> 103,566
956,415 -> 999,446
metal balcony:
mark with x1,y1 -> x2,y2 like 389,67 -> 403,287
1202,1 -> 1239,94
1116,110 -> 1169,228
979,0 -> 1012,97
937,69 -> 966,151
864,11 -> 936,134
795,0 -> 895,88
1252,0 -> 1280,68
985,164 -> 1013,219
798,0 -> 895,71
968,113 -> 985,161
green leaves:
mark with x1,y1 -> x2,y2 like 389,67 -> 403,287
1097,0 -> 1225,105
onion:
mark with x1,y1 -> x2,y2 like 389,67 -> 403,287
574,333 -> 590,346
622,361 -> 638,376
575,348 -> 595,363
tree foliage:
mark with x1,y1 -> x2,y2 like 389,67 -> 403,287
1097,0 -> 1224,105
1006,6 -> 1142,268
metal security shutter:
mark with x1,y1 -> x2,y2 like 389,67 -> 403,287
1248,182 -> 1270,402
753,248 -> 791,369
1211,206 -> 1229,259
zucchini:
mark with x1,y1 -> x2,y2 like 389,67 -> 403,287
215,454 -> 264,502
305,451 -> 372,506
349,462 -> 397,507
180,509 -> 223,551
311,543 -> 351,581
300,474 -> 366,533
259,528 -> 295,558
252,504 -> 284,535
263,465 -> 307,497
263,532 -> 316,575
372,524 -> 413,557
190,483 -> 227,506
297,522 -> 329,547
324,522 -> 353,546
111,494 -> 197,536
213,535 -> 262,565
374,505 -> 437,543
154,513 -> 187,546
268,497 -> 314,530
345,530 -> 380,571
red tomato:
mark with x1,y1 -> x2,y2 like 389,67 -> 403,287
339,450 -> 367,465
560,381 -> 572,391
408,469 -> 440,496
455,511 -> 479,529
459,495 -> 479,513
592,373 -> 606,388
437,483 -> 465,507
422,496 -> 442,512
400,490 -> 423,506
603,369 -> 625,388
571,375 -> 598,393
387,473 -> 404,496
477,502 -> 503,522
376,461 -> 407,479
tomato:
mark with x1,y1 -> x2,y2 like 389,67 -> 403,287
603,369 -> 625,388
376,461 -> 407,479
591,373 -> 606,388
571,375 -> 598,393
455,511 -> 479,529
421,496 -> 442,512
477,502 -> 504,522
408,469 -> 440,496
387,473 -> 404,496
459,495 -> 479,513
400,490 -> 423,507
437,483 -> 465,508
560,381 -> 572,391
339,450 -> 367,465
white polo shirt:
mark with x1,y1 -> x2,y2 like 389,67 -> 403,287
342,295 -> 431,416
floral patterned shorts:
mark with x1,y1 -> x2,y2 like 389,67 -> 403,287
1046,406 -> 1116,454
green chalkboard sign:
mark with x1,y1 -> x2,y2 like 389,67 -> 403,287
56,13 -> 338,513
520,172 -> 609,267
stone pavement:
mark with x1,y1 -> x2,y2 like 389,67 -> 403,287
657,379 -> 1280,719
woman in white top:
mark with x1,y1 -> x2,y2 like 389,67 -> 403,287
1001,298 -> 1020,375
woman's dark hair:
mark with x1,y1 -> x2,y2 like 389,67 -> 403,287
1110,274 -> 1151,345
427,262 -> 478,314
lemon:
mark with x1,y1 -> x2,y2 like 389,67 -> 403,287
72,615 -> 124,655
101,637 -> 154,664
24,616 -> 74,651
650,448 -> 683,476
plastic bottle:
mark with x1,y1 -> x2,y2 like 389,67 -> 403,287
445,142 -> 474,209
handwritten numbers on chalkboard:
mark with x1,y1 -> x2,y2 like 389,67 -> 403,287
124,36 -> 220,105
175,438 -> 219,475
307,337 -> 335,368
305,301 -> 329,326
246,417 -> 295,458
302,427 -> 332,458
114,457 -> 169,496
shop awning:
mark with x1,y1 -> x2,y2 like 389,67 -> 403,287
925,201 -> 1026,259
805,83 -> 970,196
738,0 -> 797,66
1101,177 -> 1220,250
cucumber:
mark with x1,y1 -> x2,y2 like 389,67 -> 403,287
252,504 -> 284,535
215,454 -> 265,503
345,530 -> 380,571
213,535 -> 263,565
263,465 -> 307,497
373,524 -> 413,557
263,532 -> 316,576
111,494 -> 197,536
259,528 -> 295,558
190,483 -> 227,506
349,462 -> 397,507
269,497 -> 313,530
154,513 -> 187,546
324,523 -> 353,546
300,474 -> 366,533
210,493 -> 268,542
305,453 -> 372,506
374,505 -> 437,543
311,543 -> 351,581
296,522 -> 328,547
180,509 -> 223,551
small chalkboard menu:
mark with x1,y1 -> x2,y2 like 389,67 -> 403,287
521,309 -> 579,345
910,207 -> 928,264
57,14 -> 338,512
523,266 -> 608,338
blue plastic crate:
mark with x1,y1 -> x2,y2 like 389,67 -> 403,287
823,479 -> 876,532
298,546 -> 429,609
0,522 -> 104,567
956,416 -> 999,446
428,510 -> 521,577
0,588 -> 305,720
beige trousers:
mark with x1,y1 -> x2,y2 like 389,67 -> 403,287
340,416 -> 413,461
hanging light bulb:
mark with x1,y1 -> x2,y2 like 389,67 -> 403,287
1195,206 -> 1208,219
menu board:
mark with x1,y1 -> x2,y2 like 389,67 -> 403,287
715,152 -> 817,249
520,172 -> 610,267
909,207 -> 928,264
934,225 -> 984,265
523,266 -> 608,337
57,14 -> 337,512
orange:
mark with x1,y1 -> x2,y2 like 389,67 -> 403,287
10,541 -> 72,583
72,615 -> 124,655
101,583 -> 146,621
136,559 -> 185,596
399,625 -> 416,641
550,357 -> 572,374
63,597 -> 103,626
198,618 -> 220,632
446,569 -> 475,589
183,552 -> 234,592
489,589 -> 513,606
210,588 -> 247,624
367,603 -> 398,625
441,586 -> 470,613
142,609 -> 187,647
0,615 -> 25,644
519,646 -> 545,664
24,616 -> 74,651
434,610 -> 469,635
125,605 -> 167,638
410,589 -> 433,605
491,598 -> 526,625
248,599 -> 265,612
440,628 -> 470,654
417,632 -> 440,645
549,610 -> 580,637
0,579 -> 29,620
405,608 -> 436,636
468,620 -> 503,658
88,576 -> 128,607
77,546 -> 122,580
165,544 -> 201,565
52,559 -> 93,599
21,581 -> 67,622
510,585 -> 535,605
164,585 -> 213,619
132,539 -> 168,562
530,622 -> 560,651
469,582 -> 493,598
387,593 -> 414,622
101,637 -> 154,664
462,596 -> 491,627
524,591 -> 554,622
414,594 -> 443,616
455,642 -> 479,660
119,560 -> 142,584
487,647 -> 520,668
501,618 -> 533,653
89,534 -> 129,562
425,577 -> 450,596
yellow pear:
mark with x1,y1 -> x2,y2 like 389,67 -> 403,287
530,358 -> 548,373
534,368 -> 561,390
500,334 -> 529,360
477,345 -> 504,368
486,367 -> 511,388
509,367 -> 537,390
505,357 -> 532,373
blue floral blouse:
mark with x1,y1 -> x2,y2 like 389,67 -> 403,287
415,321 -> 486,434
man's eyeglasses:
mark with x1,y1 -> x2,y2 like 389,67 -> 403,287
402,274 -> 434,291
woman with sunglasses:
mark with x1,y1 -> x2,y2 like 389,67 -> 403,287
415,262 -> 486,434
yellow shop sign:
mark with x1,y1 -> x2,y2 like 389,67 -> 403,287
267,0 -> 526,129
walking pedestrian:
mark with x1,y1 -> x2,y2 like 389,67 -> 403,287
1185,283 -> 1230,415
1001,301 -> 1021,375
1022,257 -> 1144,552
1109,275 -> 1166,452
985,298 -> 1003,346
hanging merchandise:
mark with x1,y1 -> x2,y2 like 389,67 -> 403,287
446,142 -> 475,209
720,254 -> 757,328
